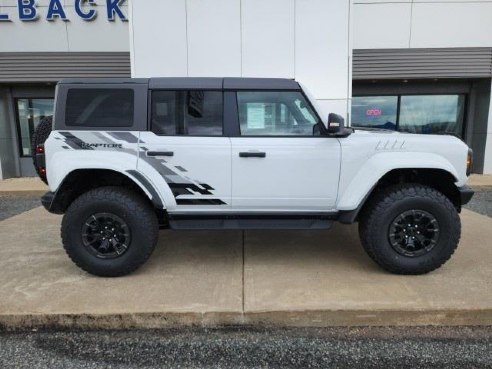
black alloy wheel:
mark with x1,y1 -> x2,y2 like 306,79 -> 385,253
82,213 -> 131,259
388,209 -> 440,257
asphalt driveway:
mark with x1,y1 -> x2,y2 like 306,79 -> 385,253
1,326 -> 491,369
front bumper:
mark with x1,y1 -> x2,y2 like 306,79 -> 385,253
41,191 -> 55,212
458,185 -> 474,205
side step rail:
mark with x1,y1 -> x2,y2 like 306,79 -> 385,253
167,213 -> 338,230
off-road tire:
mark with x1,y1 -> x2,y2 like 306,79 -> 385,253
61,186 -> 159,277
31,115 -> 53,184
359,184 -> 461,275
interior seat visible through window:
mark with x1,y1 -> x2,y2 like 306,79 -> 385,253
151,90 -> 223,136
236,91 -> 319,136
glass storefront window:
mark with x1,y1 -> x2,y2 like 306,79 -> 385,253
399,95 -> 465,136
351,94 -> 466,137
351,96 -> 398,130
16,98 -> 54,157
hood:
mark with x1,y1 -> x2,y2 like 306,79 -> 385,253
351,127 -> 400,135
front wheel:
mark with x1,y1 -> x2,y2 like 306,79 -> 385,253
61,187 -> 159,277
359,184 -> 461,275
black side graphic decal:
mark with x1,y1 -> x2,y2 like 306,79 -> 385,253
59,132 -> 93,150
56,131 -> 226,206
176,199 -> 227,205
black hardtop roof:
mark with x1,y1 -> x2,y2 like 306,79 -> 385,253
58,77 -> 300,90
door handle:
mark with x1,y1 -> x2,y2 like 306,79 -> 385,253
146,151 -> 174,157
239,152 -> 266,158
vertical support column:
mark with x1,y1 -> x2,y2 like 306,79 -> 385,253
0,87 -> 20,179
483,79 -> 492,174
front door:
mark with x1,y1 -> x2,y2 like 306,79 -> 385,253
139,90 -> 231,212
230,90 -> 341,211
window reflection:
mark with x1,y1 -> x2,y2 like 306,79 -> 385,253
399,95 -> 464,135
351,94 -> 465,137
237,91 -> 319,136
16,98 -> 54,157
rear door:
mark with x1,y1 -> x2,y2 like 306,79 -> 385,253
230,90 -> 341,211
138,89 -> 231,212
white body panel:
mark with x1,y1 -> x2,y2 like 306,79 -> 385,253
230,137 -> 341,211
45,130 -> 150,196
138,133 -> 231,212
336,130 -> 469,210
46,127 -> 470,214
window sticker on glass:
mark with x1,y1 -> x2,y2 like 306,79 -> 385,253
246,103 -> 266,129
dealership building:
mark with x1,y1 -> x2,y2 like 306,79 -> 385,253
0,0 -> 491,179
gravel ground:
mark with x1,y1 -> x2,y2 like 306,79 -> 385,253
464,186 -> 492,218
0,326 -> 491,369
0,194 -> 42,221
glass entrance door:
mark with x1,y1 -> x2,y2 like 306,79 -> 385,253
16,98 -> 54,157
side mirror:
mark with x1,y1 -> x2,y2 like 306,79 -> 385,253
327,113 -> 345,134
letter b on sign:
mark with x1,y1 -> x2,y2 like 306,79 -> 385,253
18,0 -> 38,21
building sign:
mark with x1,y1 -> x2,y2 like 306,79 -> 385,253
0,0 -> 127,22
366,108 -> 382,116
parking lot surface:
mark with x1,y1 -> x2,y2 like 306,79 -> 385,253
0,204 -> 491,328
465,186 -> 492,218
0,326 -> 491,369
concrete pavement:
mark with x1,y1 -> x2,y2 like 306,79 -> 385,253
468,174 -> 492,187
0,205 -> 491,329
0,177 -> 48,194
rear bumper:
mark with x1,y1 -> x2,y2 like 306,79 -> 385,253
458,185 -> 474,205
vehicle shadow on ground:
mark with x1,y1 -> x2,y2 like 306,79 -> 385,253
148,223 -> 377,277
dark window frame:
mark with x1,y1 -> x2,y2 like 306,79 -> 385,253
14,97 -> 54,158
233,89 -> 324,138
54,83 -> 148,131
148,89 -> 225,137
352,92 -> 468,138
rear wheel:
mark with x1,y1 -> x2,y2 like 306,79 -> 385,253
359,184 -> 461,274
61,187 -> 159,277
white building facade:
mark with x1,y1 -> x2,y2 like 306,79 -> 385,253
0,0 -> 491,178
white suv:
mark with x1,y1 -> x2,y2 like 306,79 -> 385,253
34,78 -> 474,277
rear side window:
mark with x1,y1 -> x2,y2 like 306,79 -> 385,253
151,90 -> 223,136
65,89 -> 134,127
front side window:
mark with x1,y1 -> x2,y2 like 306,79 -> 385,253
237,91 -> 320,136
151,90 -> 223,136
16,98 -> 54,157
65,89 -> 134,127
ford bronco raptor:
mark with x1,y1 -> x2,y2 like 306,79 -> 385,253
35,77 -> 474,277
